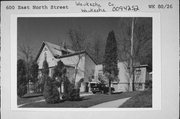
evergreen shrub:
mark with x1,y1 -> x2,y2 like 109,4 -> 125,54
43,76 -> 60,104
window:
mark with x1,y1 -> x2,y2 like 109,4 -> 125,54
44,52 -> 47,60
62,50 -> 70,55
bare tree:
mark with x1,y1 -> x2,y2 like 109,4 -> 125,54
117,18 -> 152,91
67,27 -> 89,88
68,27 -> 87,51
19,44 -> 33,62
129,18 -> 135,91
92,33 -> 102,63
18,44 -> 34,93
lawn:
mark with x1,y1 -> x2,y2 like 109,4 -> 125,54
19,91 -> 141,108
120,89 -> 152,108
18,93 -> 43,105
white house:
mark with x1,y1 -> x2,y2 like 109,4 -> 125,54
36,41 -> 150,93
36,41 -> 96,92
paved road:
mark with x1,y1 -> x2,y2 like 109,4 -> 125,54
90,97 -> 131,108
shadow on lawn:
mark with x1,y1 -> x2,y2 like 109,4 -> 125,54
94,92 -> 123,95
22,94 -> 43,98
61,97 -> 90,102
42,97 -> 91,105
112,92 -> 123,94
19,96 -> 91,108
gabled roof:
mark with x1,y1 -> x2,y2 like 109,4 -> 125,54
58,50 -> 97,65
45,41 -> 75,56
35,41 -> 74,61
35,41 -> 97,65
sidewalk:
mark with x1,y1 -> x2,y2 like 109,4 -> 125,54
90,97 -> 131,108
80,93 -> 94,97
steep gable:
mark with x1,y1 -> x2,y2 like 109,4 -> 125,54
36,41 -> 97,70
45,41 -> 75,58
35,41 -> 75,61
36,44 -> 57,69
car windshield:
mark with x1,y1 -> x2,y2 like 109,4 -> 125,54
90,83 -> 98,88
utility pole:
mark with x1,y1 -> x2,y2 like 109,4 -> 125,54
129,18 -> 135,91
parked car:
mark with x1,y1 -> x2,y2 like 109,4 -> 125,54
90,82 -> 114,94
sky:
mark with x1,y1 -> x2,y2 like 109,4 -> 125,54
17,17 -> 152,65
17,17 -> 122,59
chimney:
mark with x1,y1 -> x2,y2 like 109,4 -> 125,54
62,41 -> 67,49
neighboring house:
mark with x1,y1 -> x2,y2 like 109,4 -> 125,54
133,65 -> 150,91
36,41 -> 96,92
94,62 -> 150,92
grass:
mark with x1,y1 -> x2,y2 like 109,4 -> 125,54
120,89 -> 152,108
18,94 -> 44,105
23,93 -> 43,98
19,91 -> 141,108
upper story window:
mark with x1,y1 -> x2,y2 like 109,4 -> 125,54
44,52 -> 47,60
44,47 -> 48,51
62,50 -> 70,55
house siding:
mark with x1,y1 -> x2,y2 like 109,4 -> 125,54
117,62 -> 129,92
59,53 -> 85,83
59,53 -> 86,92
37,45 -> 57,77
84,54 -> 96,82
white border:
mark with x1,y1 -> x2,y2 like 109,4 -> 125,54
11,12 -> 161,111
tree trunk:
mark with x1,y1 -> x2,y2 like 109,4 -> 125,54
132,70 -> 135,91
26,64 -> 30,94
129,18 -> 135,92
129,60 -> 133,92
109,82 -> 111,95
74,55 -> 81,89
108,77 -> 111,95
